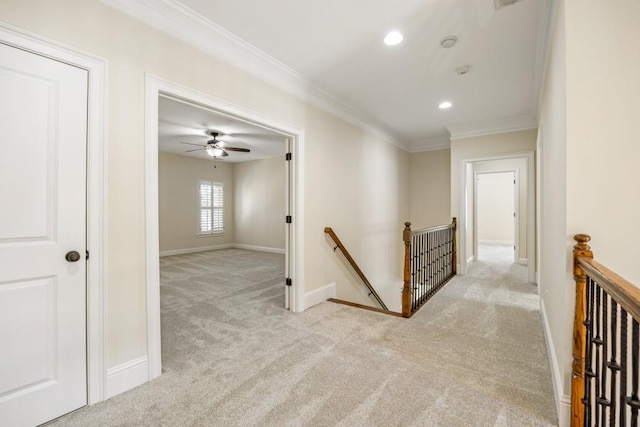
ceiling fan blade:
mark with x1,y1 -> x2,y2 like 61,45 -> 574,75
225,147 -> 251,153
220,150 -> 229,157
180,141 -> 207,147
185,148 -> 206,152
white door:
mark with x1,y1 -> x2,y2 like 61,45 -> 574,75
0,43 -> 88,426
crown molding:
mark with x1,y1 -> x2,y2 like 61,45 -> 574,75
100,0 -> 408,149
447,114 -> 537,140
409,136 -> 451,153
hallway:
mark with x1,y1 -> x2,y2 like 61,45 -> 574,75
49,249 -> 556,426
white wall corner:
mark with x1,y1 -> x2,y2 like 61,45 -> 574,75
409,136 -> 451,153
518,258 -> 528,265
540,298 -> 570,426
106,356 -> 149,399
304,283 -> 336,311
448,115 -> 538,140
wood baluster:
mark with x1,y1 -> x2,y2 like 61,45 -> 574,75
402,222 -> 412,318
572,234 -> 593,427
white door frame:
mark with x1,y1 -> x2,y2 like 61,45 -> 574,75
144,74 -> 305,380
458,150 -> 535,283
473,170 -> 519,263
0,23 -> 108,405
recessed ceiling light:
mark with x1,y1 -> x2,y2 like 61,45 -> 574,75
384,31 -> 403,46
439,101 -> 453,109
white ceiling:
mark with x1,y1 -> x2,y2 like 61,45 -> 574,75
106,0 -> 551,151
158,96 -> 286,163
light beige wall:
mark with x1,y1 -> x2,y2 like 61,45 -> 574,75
233,156 -> 285,250
0,0 -> 409,367
476,172 -> 514,243
409,149 -> 451,229
537,0 -> 570,412
158,153 -> 234,252
565,0 -> 640,285
474,157 -> 528,259
538,0 -> 640,415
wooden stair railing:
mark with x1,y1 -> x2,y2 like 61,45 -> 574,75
402,218 -> 457,317
324,227 -> 390,312
571,234 -> 640,426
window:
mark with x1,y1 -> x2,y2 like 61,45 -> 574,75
198,180 -> 224,235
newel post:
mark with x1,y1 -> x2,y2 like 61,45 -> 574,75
402,222 -> 412,318
571,234 -> 593,427
452,217 -> 457,275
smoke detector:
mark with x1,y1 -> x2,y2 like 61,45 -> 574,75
440,36 -> 458,49
456,65 -> 471,75
495,0 -> 524,9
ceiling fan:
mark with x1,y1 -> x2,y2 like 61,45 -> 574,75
180,131 -> 250,158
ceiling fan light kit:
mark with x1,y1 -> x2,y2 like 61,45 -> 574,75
180,130 -> 250,158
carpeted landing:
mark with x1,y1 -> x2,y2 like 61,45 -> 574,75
49,246 -> 557,426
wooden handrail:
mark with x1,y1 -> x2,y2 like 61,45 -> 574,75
577,257 -> 640,322
324,227 -> 389,311
571,234 -> 640,426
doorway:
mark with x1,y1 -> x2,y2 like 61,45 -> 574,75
475,171 -> 517,263
144,75 -> 304,380
458,151 -> 535,282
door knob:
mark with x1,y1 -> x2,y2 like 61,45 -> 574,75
65,251 -> 81,262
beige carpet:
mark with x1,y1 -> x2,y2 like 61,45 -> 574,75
49,246 -> 557,426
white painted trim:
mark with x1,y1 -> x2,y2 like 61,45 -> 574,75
101,0 -> 406,150
233,244 -> 285,255
448,115 -> 537,140
518,258 -> 528,265
467,256 -> 475,266
105,356 -> 149,399
145,74 -> 305,382
0,22 -> 108,407
304,283 -> 336,310
478,240 -> 514,246
540,298 -> 570,427
159,244 -> 234,257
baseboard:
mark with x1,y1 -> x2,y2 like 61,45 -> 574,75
106,356 -> 149,399
159,244 -> 234,257
518,258 -> 528,265
304,283 -> 336,310
540,297 -> 570,426
233,244 -> 285,254
478,240 -> 514,246
160,243 -> 285,257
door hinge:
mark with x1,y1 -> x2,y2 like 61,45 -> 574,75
286,215 -> 292,224
86,250 -> 90,260
286,278 -> 292,287
286,152 -> 292,161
